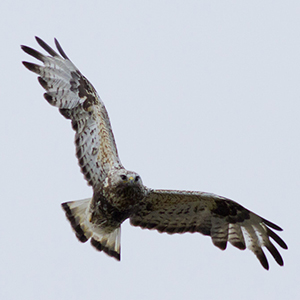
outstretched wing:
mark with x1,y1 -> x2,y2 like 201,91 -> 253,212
130,189 -> 287,270
21,37 -> 123,187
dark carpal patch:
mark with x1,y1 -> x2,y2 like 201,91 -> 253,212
212,199 -> 250,223
70,71 -> 97,111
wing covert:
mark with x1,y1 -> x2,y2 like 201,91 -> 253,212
130,189 -> 287,270
22,37 -> 123,187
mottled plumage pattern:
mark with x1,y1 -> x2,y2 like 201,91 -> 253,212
130,190 -> 286,269
22,37 -> 287,269
22,37 -> 121,187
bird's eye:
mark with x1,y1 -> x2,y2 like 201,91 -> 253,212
135,176 -> 140,182
120,175 -> 127,180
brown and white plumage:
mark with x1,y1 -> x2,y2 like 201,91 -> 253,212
130,190 -> 287,270
22,37 -> 287,269
22,37 -> 121,187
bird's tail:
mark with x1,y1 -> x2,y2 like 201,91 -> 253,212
62,198 -> 93,243
61,199 -> 121,260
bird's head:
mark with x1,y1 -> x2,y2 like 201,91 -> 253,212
104,169 -> 146,206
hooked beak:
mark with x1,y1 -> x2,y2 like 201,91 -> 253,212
128,176 -> 134,183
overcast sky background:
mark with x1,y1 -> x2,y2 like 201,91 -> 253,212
1,1 -> 299,299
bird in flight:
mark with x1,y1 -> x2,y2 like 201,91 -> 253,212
21,37 -> 287,270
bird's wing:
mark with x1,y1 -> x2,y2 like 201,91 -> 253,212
21,37 -> 123,187
130,189 -> 287,270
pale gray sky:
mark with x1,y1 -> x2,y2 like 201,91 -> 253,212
1,1 -> 299,299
